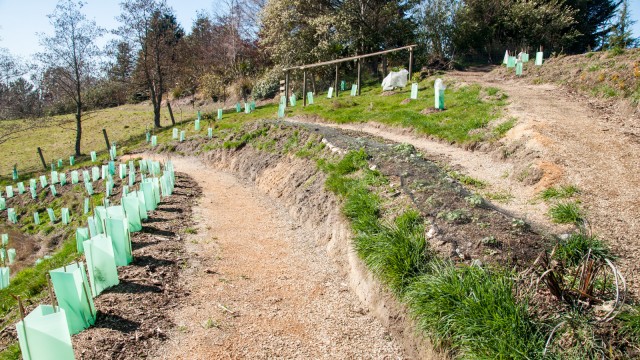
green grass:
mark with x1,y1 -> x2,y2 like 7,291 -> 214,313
0,343 -> 20,360
553,233 -> 612,266
618,306 -> 640,344
549,201 -> 583,224
447,171 -> 487,189
492,118 -> 516,139
540,185 -> 580,201
406,261 -> 546,359
290,79 -> 507,144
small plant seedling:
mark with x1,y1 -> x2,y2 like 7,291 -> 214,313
185,227 -> 198,234
481,235 -> 498,246
465,194 -> 483,207
202,318 -> 221,329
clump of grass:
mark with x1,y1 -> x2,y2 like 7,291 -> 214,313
549,201 -> 583,224
405,261 -> 546,358
492,118 -> 516,139
354,210 -> 429,295
540,185 -> 580,201
447,171 -> 487,189
185,227 -> 198,234
618,306 -> 640,344
554,233 -> 612,266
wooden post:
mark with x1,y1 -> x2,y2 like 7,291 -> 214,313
357,58 -> 362,96
334,65 -> 339,97
37,147 -> 47,170
303,70 -> 307,107
285,71 -> 290,107
102,129 -> 110,151
408,47 -> 414,81
167,102 -> 175,125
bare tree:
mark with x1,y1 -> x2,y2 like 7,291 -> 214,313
117,0 -> 184,128
37,0 -> 103,156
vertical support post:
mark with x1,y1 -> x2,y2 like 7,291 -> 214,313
408,47 -> 414,81
37,147 -> 47,170
335,65 -> 339,97
102,129 -> 110,151
357,58 -> 362,96
285,71 -> 290,107
167,102 -> 175,125
302,70 -> 307,107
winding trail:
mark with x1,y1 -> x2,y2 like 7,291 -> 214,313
155,156 -> 403,359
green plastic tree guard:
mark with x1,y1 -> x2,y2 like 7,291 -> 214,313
47,208 -> 56,223
101,165 -> 108,180
522,53 -> 529,62
50,185 -> 57,197
280,95 -> 286,106
29,179 -> 36,189
6,186 -> 13,198
39,175 -> 47,189
94,207 -> 106,234
29,187 -> 36,199
82,170 -> 90,183
516,62 -> 523,76
91,151 -> 97,162
197,110 -> 201,120
151,136 -> 157,147
535,52 -> 543,66
145,132 -> 150,142
8,208 -> 17,224
0,198 -> 5,211
16,305 -> 75,360
85,182 -> 93,196
84,234 -> 119,296
69,156 -> 74,166
350,85 -> 357,96
195,119 -> 201,131
105,180 -> 113,198
57,159 -> 63,168
17,182 -> 25,194
105,218 -> 132,266
84,198 -> 89,214
0,267 -> 8,289
122,185 -> 129,196
122,197 -> 142,232
244,103 -> 250,114
278,104 -> 285,118
327,87 -> 333,98
290,94 -> 296,107
76,228 -> 89,253
33,212 -> 40,225
208,128 -> 213,139
59,173 -> 66,186
507,56 -> 516,68
8,248 -> 16,264
0,248 -> 5,262
134,191 -> 149,220
119,164 -> 126,179
236,103 -> 241,112
128,170 -> 135,187
152,178 -> 161,205
217,109 -> 223,120
87,217 -> 96,238
49,262 -> 96,334
91,167 -> 100,182
307,92 -> 314,104
1,233 -> 7,245
61,208 -> 70,225
434,79 -> 446,110
410,83 -> 418,100
340,80 -> 346,91
179,131 -> 185,142
71,171 -> 79,184
503,50 -> 509,65
172,128 -> 178,139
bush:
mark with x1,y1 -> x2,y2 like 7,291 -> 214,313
253,67 -> 283,100
553,233 -> 612,266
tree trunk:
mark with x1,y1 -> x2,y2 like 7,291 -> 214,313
75,105 -> 82,156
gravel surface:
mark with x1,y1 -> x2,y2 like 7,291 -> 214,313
156,157 -> 404,359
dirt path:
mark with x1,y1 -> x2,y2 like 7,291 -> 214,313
291,71 -> 640,292
154,156 -> 403,359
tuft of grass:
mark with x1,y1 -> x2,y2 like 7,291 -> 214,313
549,201 -> 583,224
540,185 -> 580,201
447,171 -> 487,189
405,261 -> 546,358
354,210 -> 429,295
618,306 -> 640,344
185,227 -> 198,235
492,118 -> 516,139
554,233 -> 612,266
0,343 -> 20,360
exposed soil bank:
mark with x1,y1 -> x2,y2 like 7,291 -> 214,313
152,148 -> 438,359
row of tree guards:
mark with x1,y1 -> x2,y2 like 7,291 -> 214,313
5,155 -> 176,359
282,45 -> 417,107
503,46 -> 545,75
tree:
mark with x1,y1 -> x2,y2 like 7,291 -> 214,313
117,0 -> 184,128
607,0 -> 637,49
563,0 -> 621,52
37,0 -> 103,156
417,0 -> 462,60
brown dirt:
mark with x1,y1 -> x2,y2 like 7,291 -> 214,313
143,154 -> 410,359
290,68 -> 640,294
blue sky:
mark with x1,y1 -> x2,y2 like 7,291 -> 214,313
0,0 -> 639,60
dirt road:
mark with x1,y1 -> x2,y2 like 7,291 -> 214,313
155,156 -> 403,359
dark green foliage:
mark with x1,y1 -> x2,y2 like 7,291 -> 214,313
549,201 -> 583,224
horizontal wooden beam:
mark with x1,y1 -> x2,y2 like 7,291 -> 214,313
283,45 -> 417,71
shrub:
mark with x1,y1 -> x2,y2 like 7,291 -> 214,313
549,201 -> 583,224
553,233 -> 612,266
253,67 -> 283,100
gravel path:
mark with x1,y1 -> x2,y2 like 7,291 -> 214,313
156,156 -> 404,359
